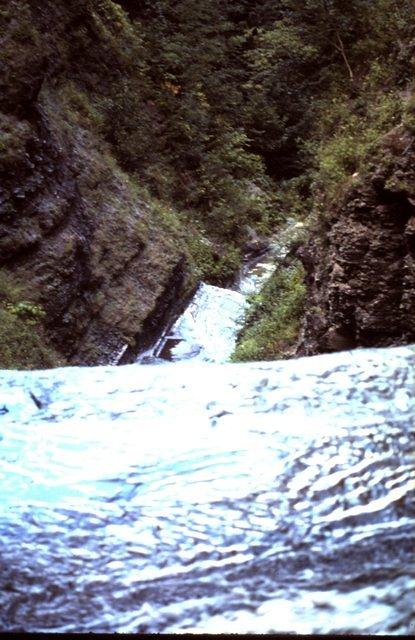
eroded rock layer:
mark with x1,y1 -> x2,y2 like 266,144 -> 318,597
298,126 -> 415,355
0,1 -> 193,365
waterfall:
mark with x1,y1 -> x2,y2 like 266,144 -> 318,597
136,218 -> 305,365
145,282 -> 247,363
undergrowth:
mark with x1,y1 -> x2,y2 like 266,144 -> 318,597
0,271 -> 62,370
232,260 -> 306,362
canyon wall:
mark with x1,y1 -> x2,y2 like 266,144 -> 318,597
298,125 -> 415,355
0,1 -> 195,365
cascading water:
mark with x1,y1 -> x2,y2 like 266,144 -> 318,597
0,219 -> 414,634
138,221 -> 299,365
144,282 -> 248,363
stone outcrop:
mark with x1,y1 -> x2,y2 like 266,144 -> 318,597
297,125 -> 415,355
0,1 -> 194,365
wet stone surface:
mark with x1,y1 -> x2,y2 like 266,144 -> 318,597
0,347 -> 414,633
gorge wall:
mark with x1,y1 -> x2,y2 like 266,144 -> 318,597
298,124 -> 415,356
0,91 -> 193,365
0,1 -> 198,366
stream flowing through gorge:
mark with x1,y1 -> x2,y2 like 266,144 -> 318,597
137,222 -> 296,365
0,227 -> 414,634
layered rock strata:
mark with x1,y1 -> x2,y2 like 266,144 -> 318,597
298,126 -> 415,355
0,1 -> 193,365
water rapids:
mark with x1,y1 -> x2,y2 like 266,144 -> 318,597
138,221 -> 302,365
0,346 -> 414,633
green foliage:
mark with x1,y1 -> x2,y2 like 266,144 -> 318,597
267,0 -> 414,208
5,301 -> 45,324
232,261 -> 306,362
242,18 -> 320,176
58,83 -> 105,132
97,0 -> 277,246
65,0 -> 414,264
185,232 -> 242,286
80,0 -> 145,72
130,186 -> 244,286
0,271 -> 61,370
403,90 -> 415,134
0,270 -> 21,304
0,308 -> 60,370
310,87 -> 404,202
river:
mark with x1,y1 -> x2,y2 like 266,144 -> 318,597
0,229 -> 414,634
137,220 -> 301,365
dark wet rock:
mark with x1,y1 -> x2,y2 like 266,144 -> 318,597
0,2 -> 195,366
297,126 -> 415,355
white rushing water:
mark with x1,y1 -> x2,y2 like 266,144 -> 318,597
138,218 -> 306,365
149,282 -> 247,363
0,347 -> 414,634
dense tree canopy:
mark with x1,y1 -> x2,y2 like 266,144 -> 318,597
109,0 -> 413,189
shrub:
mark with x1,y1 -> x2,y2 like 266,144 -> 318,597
309,86 -> 404,203
0,308 -> 60,370
232,260 -> 306,362
0,271 -> 61,370
403,90 -> 415,134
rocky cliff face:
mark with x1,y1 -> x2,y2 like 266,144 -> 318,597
0,1 -> 194,365
298,124 -> 415,355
